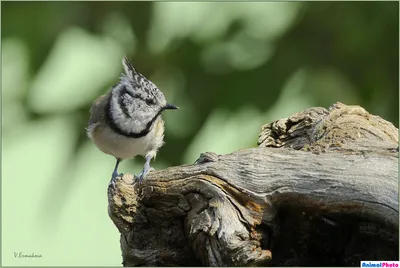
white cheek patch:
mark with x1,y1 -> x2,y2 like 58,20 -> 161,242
110,93 -> 124,118
110,87 -> 159,135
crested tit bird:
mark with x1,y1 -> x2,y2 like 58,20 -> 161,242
87,57 -> 178,184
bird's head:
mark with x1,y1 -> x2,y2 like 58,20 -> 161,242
108,57 -> 178,137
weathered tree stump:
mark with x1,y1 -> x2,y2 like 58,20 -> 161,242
108,102 -> 399,266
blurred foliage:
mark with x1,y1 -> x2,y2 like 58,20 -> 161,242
2,1 -> 398,266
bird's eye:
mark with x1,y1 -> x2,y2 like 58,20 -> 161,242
145,99 -> 155,105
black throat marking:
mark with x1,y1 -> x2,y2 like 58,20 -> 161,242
105,93 -> 163,138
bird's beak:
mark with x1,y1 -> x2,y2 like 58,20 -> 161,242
164,103 -> 179,110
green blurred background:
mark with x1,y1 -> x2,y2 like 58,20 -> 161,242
2,1 -> 398,266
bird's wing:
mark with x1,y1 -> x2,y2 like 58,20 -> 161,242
88,93 -> 110,125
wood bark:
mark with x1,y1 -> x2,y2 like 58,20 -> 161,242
108,102 -> 399,266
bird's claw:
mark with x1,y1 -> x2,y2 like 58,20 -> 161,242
110,171 -> 123,188
112,171 -> 124,180
135,167 -> 155,185
134,174 -> 143,185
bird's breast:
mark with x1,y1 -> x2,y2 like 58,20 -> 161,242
88,117 -> 165,159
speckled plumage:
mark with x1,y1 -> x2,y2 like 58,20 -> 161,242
87,57 -> 178,183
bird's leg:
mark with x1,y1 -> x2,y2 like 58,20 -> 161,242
136,155 -> 154,184
111,158 -> 123,180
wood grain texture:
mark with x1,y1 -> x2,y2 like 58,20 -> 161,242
108,102 -> 399,266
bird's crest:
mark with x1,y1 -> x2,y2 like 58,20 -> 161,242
122,56 -> 137,79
